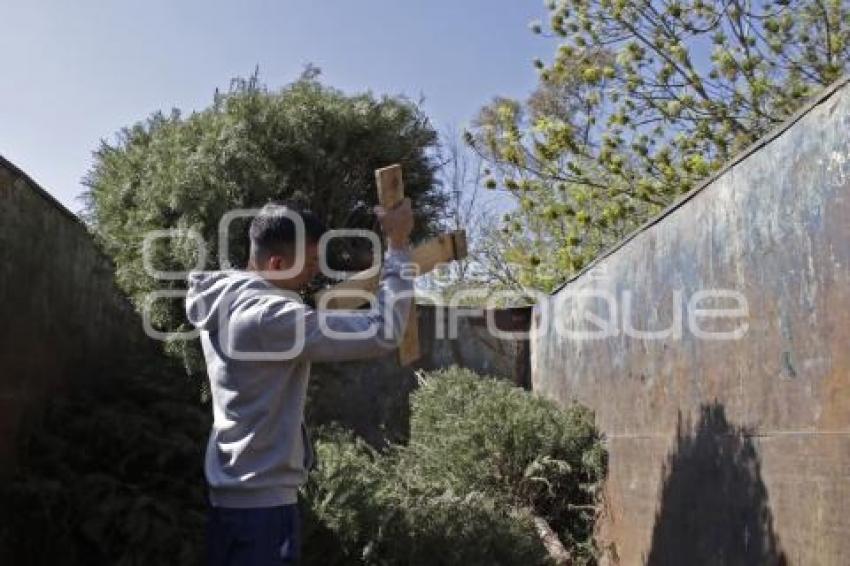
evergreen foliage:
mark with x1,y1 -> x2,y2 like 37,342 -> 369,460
0,358 -> 209,565
83,70 -> 444,364
303,367 -> 607,565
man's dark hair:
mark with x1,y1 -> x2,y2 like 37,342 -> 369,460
249,202 -> 327,263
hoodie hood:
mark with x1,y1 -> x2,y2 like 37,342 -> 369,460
186,270 -> 276,332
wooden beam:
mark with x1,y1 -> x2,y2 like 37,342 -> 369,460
376,165 -> 419,366
375,164 -> 405,207
315,164 -> 468,366
316,230 -> 467,310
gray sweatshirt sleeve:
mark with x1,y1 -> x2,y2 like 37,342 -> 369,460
259,249 -> 414,362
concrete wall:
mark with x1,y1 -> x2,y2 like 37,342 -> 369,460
309,304 -> 531,446
0,155 -> 151,469
531,78 -> 850,565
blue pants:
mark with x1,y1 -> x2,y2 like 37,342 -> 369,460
206,504 -> 301,566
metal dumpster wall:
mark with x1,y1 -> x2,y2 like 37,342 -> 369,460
0,155 -> 151,470
531,80 -> 850,565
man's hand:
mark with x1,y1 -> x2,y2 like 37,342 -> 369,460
374,198 -> 413,250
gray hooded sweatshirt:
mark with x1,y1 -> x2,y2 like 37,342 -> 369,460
186,249 -> 412,508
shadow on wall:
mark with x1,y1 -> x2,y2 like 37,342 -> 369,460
645,403 -> 788,566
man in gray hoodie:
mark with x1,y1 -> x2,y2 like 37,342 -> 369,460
186,200 -> 414,565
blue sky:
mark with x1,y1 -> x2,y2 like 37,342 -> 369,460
1,0 -> 547,215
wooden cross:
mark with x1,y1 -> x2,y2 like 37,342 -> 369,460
316,164 -> 468,365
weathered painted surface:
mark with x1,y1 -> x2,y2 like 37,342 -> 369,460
532,79 -> 850,565
0,155 -> 151,470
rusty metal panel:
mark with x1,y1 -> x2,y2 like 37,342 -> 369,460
0,156 -> 153,471
532,80 -> 850,565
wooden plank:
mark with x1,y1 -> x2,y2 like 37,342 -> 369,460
397,307 -> 421,366
316,230 -> 467,309
375,164 -> 405,208
375,164 -> 419,365
315,162 -> 468,367
408,231 -> 464,276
